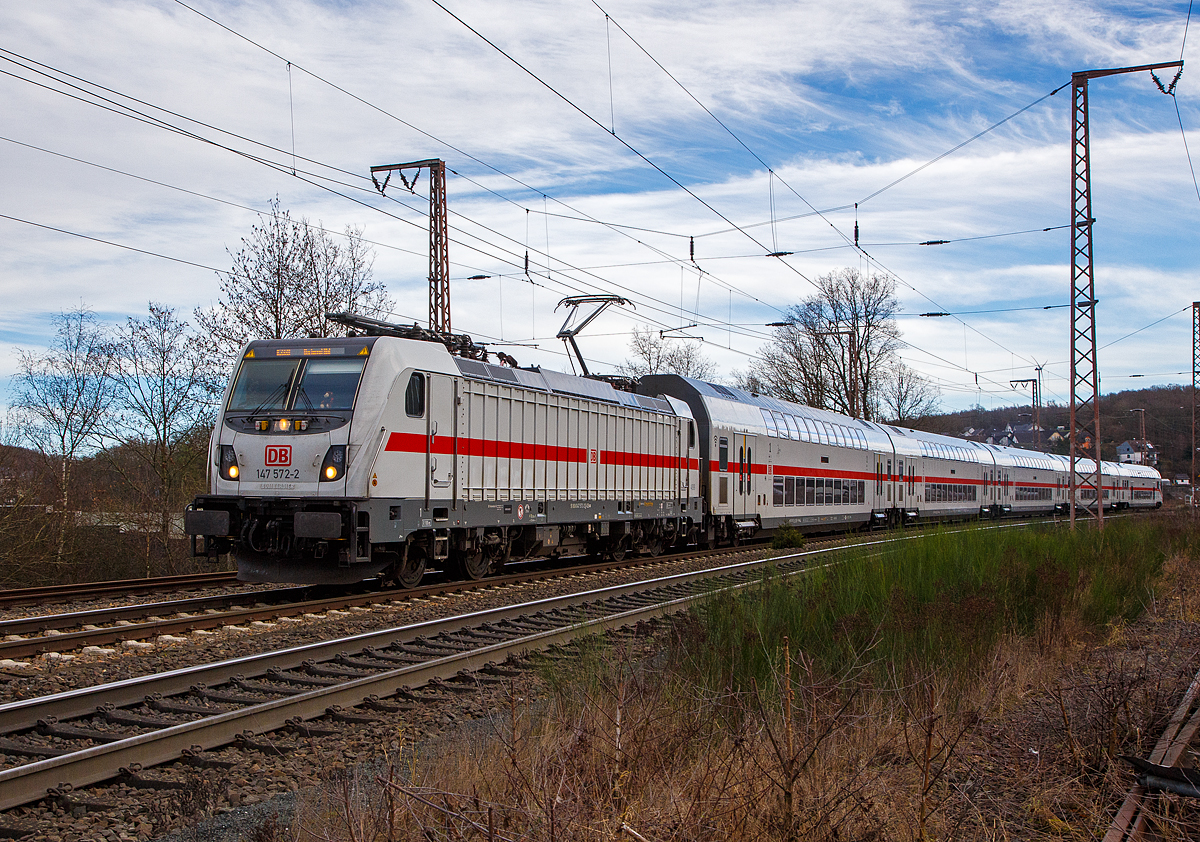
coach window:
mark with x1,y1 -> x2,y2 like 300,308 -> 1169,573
719,437 -> 728,471
405,372 -> 426,417
688,421 -> 695,449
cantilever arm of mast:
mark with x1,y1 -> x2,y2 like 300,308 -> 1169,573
1073,60 -> 1182,82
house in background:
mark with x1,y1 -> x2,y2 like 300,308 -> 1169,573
1116,440 -> 1157,466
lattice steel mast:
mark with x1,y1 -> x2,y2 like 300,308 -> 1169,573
1193,302 -> 1200,507
371,159 -> 452,334
1069,61 -> 1181,530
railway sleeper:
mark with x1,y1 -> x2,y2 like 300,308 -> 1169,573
443,629 -> 511,644
395,641 -> 467,657
233,732 -> 293,755
98,705 -> 178,729
301,659 -> 371,679
414,634 -> 470,651
179,747 -> 237,770
46,786 -> 116,815
35,717 -> 123,744
0,737 -> 72,758
146,695 -> 232,716
502,616 -> 560,631
335,653 -> 399,670
360,694 -> 416,713
427,677 -> 478,694
361,646 -> 423,664
231,677 -> 306,697
458,670 -> 507,686
264,668 -> 341,688
325,704 -> 379,724
191,684 -> 271,705
394,687 -> 446,703
480,662 -> 522,678
283,716 -> 339,738
116,766 -> 189,791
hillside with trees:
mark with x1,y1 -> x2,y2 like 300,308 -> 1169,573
913,385 -> 1194,481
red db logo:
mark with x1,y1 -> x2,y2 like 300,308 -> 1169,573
265,445 -> 291,466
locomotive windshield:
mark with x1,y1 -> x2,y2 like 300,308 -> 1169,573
227,357 -> 367,413
293,359 -> 366,410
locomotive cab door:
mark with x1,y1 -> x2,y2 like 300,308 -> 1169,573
424,374 -> 456,510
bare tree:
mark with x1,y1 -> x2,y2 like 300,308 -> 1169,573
745,268 -> 926,420
11,307 -> 115,562
105,303 -> 219,568
734,329 -> 830,408
195,200 -> 393,363
881,363 -> 941,424
617,326 -> 718,380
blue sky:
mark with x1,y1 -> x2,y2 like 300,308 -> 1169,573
2,0 -> 1198,414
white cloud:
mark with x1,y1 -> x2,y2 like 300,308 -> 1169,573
0,0 -> 1196,411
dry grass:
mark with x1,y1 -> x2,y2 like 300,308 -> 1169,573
272,514 -> 1200,841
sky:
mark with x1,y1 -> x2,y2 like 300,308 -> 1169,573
2,0 -> 1198,415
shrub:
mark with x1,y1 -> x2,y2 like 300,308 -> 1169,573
771,521 -> 806,550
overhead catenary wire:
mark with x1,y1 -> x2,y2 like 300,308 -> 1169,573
0,46 -> 779,349
165,0 -> 1054,398
0,54 -> 1050,401
856,82 -> 1072,206
14,7 -> 1185,403
170,0 -> 787,322
579,2 -> 1050,387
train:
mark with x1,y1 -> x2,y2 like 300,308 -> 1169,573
184,323 -> 1163,586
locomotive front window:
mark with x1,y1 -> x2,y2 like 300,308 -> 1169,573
293,359 -> 367,411
228,359 -> 301,412
227,357 -> 367,413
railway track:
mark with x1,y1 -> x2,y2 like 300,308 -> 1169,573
1104,668 -> 1200,841
0,542 -> 842,813
0,537 -> 859,661
0,515 -> 1080,666
0,571 -> 240,609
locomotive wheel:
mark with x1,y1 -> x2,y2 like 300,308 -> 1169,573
608,544 -> 626,562
457,547 -> 497,580
394,548 -> 426,589
380,547 -> 426,589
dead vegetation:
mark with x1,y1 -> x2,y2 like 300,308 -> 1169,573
261,515 -> 1200,841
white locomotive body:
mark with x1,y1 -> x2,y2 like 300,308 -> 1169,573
186,335 -> 703,585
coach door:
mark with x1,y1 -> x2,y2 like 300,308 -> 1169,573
423,374 -> 456,509
735,433 -> 757,518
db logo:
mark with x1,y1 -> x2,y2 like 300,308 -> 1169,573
590,449 -> 598,464
265,445 -> 292,466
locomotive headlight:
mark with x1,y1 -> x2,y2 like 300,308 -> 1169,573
219,445 -> 239,481
320,445 -> 346,482
277,418 -> 291,432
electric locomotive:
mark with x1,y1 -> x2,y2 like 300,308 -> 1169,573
185,328 -> 704,585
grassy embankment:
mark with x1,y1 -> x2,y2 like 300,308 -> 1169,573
277,513 -> 1200,841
